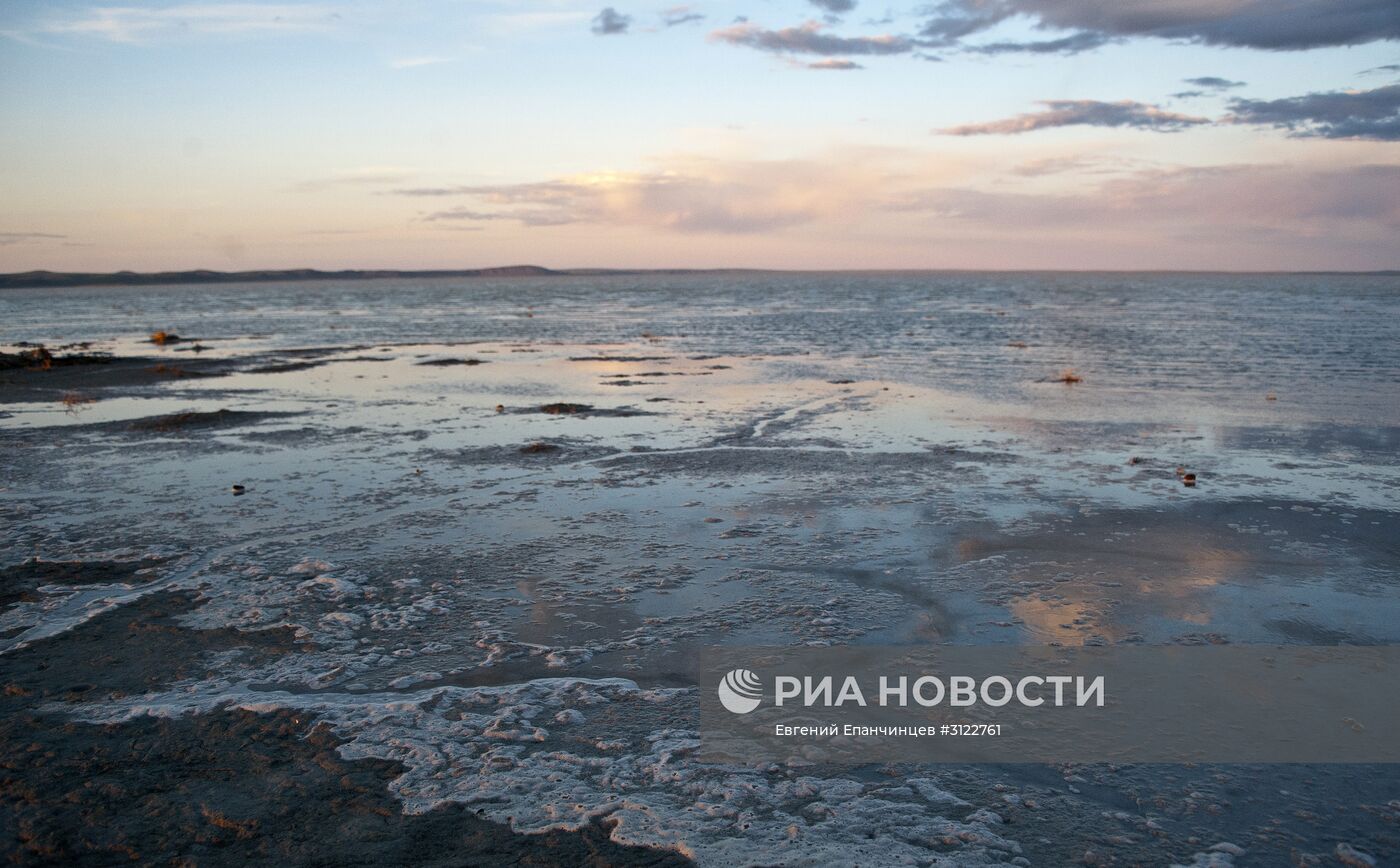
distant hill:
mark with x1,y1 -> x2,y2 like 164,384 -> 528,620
3,266 -> 1389,290
0,265 -> 773,290
0,266 -> 575,290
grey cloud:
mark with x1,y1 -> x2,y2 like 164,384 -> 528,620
591,7 -> 631,35
1170,77 -> 1244,100
1010,156 -> 1098,177
810,0 -> 857,13
1227,84 -> 1400,140
389,187 -> 470,197
917,1 -> 1009,45
0,232 -> 66,246
807,59 -> 863,70
384,156 -> 1400,266
709,20 -> 913,55
421,209 -> 512,221
1184,76 -> 1245,89
390,165 -> 854,234
295,171 -> 414,193
966,31 -> 1110,54
423,206 -> 577,227
920,0 -> 1400,52
396,181 -> 581,205
889,164 -> 1400,236
940,100 -> 1210,135
1009,155 -> 1143,177
661,6 -> 704,27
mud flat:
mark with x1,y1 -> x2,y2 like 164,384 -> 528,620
2,272 -> 1399,865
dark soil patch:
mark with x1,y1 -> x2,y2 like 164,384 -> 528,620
0,708 -> 692,867
541,403 -> 592,415
0,591 -> 296,701
0,592 -> 691,867
0,356 -> 237,402
0,348 -> 114,371
127,409 -> 296,433
416,358 -> 486,367
536,403 -> 652,417
0,558 -> 164,608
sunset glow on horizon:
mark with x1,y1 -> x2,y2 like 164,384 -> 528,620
2,0 -> 1398,272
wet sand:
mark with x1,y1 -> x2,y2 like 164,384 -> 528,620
2,273 -> 1399,865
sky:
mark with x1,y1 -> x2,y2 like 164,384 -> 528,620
1,0 -> 1398,272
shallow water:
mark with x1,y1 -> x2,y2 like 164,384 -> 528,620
2,272 -> 1398,865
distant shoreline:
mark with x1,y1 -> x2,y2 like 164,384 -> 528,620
1,266 -> 1396,290
0,266 -> 760,291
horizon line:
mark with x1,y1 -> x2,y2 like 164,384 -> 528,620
2,264 -> 1398,291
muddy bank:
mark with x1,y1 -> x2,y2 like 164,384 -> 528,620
2,708 -> 689,867
124,409 -> 301,434
0,348 -> 245,403
0,558 -> 166,616
0,589 -> 690,867
0,345 -> 388,404
530,402 -> 655,417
